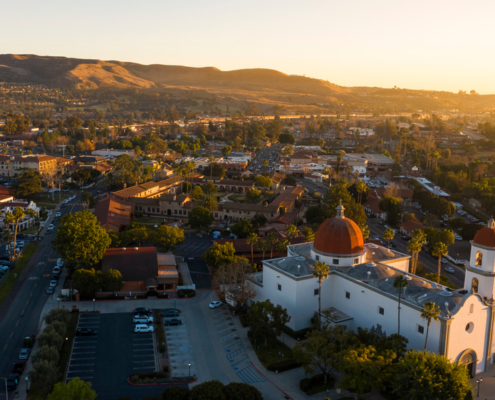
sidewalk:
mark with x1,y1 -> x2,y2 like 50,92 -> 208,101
469,365 -> 495,400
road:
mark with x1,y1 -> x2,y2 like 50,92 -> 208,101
0,195 -> 84,397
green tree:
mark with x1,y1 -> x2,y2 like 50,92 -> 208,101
322,178 -> 366,226
448,216 -> 466,230
81,192 -> 95,208
407,229 -> 427,274
47,377 -> 97,400
312,261 -> 329,329
201,196 -> 218,212
151,225 -> 185,251
221,146 -> 232,157
432,242 -> 449,283
30,359 -> 59,395
209,163 -> 225,179
424,227 -> 455,248
286,224 -> 299,240
37,326 -> 64,351
293,325 -> 354,384
302,226 -> 315,242
101,268 -> 124,292
72,268 -> 102,296
160,386 -> 190,400
254,176 -> 273,187
189,380 -> 226,400
223,382 -> 263,400
204,242 -> 236,268
5,207 -> 25,258
391,351 -> 473,400
246,232 -> 258,263
51,210 -> 111,269
248,300 -> 290,346
383,228 -> 395,248
268,232 -> 278,258
277,239 -> 288,253
421,302 -> 441,351
379,196 -> 402,225
191,185 -> 204,201
250,213 -> 267,229
188,206 -> 214,231
338,345 -> 396,397
393,275 -> 408,337
278,132 -> 295,144
12,170 -> 43,200
304,205 -> 328,225
44,308 -> 70,325
246,188 -> 261,201
32,345 -> 60,364
461,223 -> 483,241
202,182 -> 218,196
355,180 -> 367,204
231,219 -> 253,239
258,238 -> 270,260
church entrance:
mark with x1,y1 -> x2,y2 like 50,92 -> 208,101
458,349 -> 477,378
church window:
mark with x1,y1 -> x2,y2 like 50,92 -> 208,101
277,284 -> 282,291
418,325 -> 424,334
332,259 -> 339,265
353,258 -> 359,265
472,277 -> 479,293
475,251 -> 483,267
345,291 -> 350,299
378,307 -> 384,315
315,255 -> 319,261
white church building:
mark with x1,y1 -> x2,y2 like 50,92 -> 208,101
249,204 -> 495,377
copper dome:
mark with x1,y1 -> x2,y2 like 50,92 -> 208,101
473,223 -> 495,248
313,215 -> 365,255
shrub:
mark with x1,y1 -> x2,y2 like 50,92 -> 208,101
239,313 -> 249,328
163,366 -> 169,373
32,345 -> 60,364
299,374 -> 335,395
130,375 -> 139,384
160,387 -> 190,400
44,308 -> 71,326
266,359 -> 301,372
223,382 -> 263,400
281,325 -> 312,340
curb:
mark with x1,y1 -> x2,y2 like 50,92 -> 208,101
251,363 -> 294,400
126,376 -> 198,386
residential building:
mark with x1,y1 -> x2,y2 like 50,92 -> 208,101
0,155 -> 57,177
94,195 -> 133,232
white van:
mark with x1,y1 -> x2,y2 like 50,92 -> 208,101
133,315 -> 153,324
134,324 -> 154,333
57,258 -> 64,267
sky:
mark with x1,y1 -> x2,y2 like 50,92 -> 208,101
2,0 -> 495,93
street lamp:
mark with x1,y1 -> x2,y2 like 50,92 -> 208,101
188,363 -> 191,380
477,377 -> 482,397
25,376 -> 29,394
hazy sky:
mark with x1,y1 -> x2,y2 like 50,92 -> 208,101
3,0 -> 495,93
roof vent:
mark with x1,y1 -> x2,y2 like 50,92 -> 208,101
122,247 -> 126,251
296,256 -> 305,261
440,291 -> 453,297
134,247 -> 138,250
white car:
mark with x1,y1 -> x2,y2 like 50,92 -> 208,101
133,315 -> 154,324
47,224 -> 54,230
56,212 -> 61,217
455,234 -> 462,240
57,258 -> 64,267
441,258 -> 448,264
445,267 -> 455,274
49,280 -> 57,287
209,301 -> 223,309
134,324 -> 154,333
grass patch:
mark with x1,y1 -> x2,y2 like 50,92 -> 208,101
0,242 -> 38,306
36,194 -> 70,205
229,194 -> 267,204
248,335 -> 296,369
59,311 -> 79,380
133,216 -> 164,224
41,204 -> 57,210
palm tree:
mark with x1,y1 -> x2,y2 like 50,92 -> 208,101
383,228 -> 395,249
355,180 -> 367,204
277,239 -> 289,254
312,261 -> 330,329
246,233 -> 258,263
420,302 -> 440,351
258,239 -> 269,260
267,232 -> 278,258
286,224 -> 298,240
432,242 -> 449,284
407,229 -> 427,274
393,275 -> 408,336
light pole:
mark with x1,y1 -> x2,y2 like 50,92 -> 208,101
93,298 -> 95,312
188,363 -> 191,380
477,377 -> 482,397
25,376 -> 29,394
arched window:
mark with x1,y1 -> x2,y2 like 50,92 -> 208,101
476,251 -> 483,267
472,278 -> 479,293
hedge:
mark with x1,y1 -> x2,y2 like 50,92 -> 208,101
266,359 -> 301,372
281,324 -> 312,341
300,373 -> 335,395
130,372 -> 193,384
154,310 -> 166,353
178,289 -> 195,298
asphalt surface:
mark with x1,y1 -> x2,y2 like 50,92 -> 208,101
174,234 -> 213,258
187,259 -> 212,289
0,195 -> 84,397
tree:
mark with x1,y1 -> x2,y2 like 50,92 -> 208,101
283,175 -> 297,185
379,196 -> 402,225
223,382 -> 262,400
4,207 -> 25,258
81,192 -> 95,208
278,132 -> 295,144
293,325 -> 354,384
188,206 -> 214,231
393,276 -> 408,337
355,180 -> 367,204
304,205 -> 328,225
448,216 -> 466,230
161,386 -> 190,400
201,195 -> 218,212
258,239 -> 270,260
285,224 -> 299,240
424,227 -> 454,248
12,170 -> 43,200
189,380 -> 226,400
248,300 -> 291,346
277,239 -> 288,253
212,260 -> 256,307
202,182 -> 218,196
246,188 -> 261,201
254,176 -> 272,187
407,229 -> 427,274
47,377 -> 97,400
32,345 -> 60,364
72,268 -> 102,296
267,232 -> 278,258
191,185 -> 203,201
231,219 -> 253,239
209,163 -> 225,179
250,213 -> 267,229
151,225 -> 185,251
44,308 -> 71,325
391,351 -> 473,400
38,326 -> 64,350
461,223 -> 483,241
30,359 -> 59,395
101,269 -> 124,292
282,145 -> 294,157
322,178 -> 366,227
383,228 -> 395,248
204,242 -> 237,268
432,242 -> 448,283
338,345 -> 396,397
221,146 -> 232,157
421,302 -> 441,351
246,232 -> 258,263
51,210 -> 110,269
312,261 -> 329,328
302,226 -> 315,242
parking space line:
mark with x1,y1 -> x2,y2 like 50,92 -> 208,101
69,363 -> 94,366
71,357 -> 95,360
133,349 -> 154,352
73,346 -> 96,349
133,354 -> 154,357
67,369 -> 94,373
224,341 -> 241,349
133,360 -> 155,363
133,343 -> 154,347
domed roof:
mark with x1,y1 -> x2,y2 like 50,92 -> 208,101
313,203 -> 364,255
473,219 -> 495,248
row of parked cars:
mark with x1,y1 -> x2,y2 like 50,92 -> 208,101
47,258 -> 64,294
7,336 -> 36,390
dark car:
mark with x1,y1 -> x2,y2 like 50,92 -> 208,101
76,328 -> 96,336
164,318 -> 182,326
161,310 -> 179,317
134,307 -> 152,315
60,204 -> 66,208
389,241 -> 397,248
12,361 -> 26,374
7,373 -> 19,390
23,335 -> 36,348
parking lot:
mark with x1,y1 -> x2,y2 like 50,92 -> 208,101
66,313 -> 157,396
188,259 -> 212,289
164,314 -> 197,378
174,234 -> 212,258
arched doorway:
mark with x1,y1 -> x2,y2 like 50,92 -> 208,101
457,349 -> 477,378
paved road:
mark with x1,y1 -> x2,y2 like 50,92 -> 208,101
0,197 -> 84,397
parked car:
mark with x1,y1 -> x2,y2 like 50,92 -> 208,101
133,315 -> 154,324
12,361 -> 26,374
49,280 -> 57,287
47,287 -> 55,294
18,348 -> 30,360
76,328 -> 96,336
7,373 -> 19,390
161,310 -> 180,317
56,212 -> 61,217
60,204 -> 66,208
133,307 -> 151,315
57,258 -> 65,267
23,336 -> 36,348
209,301 -> 223,309
134,324 -> 154,333
441,258 -> 448,264
445,267 -> 455,274
53,266 -> 61,274
164,318 -> 182,326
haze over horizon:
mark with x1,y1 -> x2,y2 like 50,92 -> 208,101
3,0 -> 495,94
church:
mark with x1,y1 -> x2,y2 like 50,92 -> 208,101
249,204 -> 495,377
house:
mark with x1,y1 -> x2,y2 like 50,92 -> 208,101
102,247 -> 179,291
469,199 -> 482,209
94,195 -> 133,232
400,220 -> 425,237
0,201 -> 40,230
362,191 -> 386,219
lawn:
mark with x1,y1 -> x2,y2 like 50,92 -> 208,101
229,194 -> 263,204
36,194 -> 70,205
133,216 -> 165,224
0,242 -> 38,306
